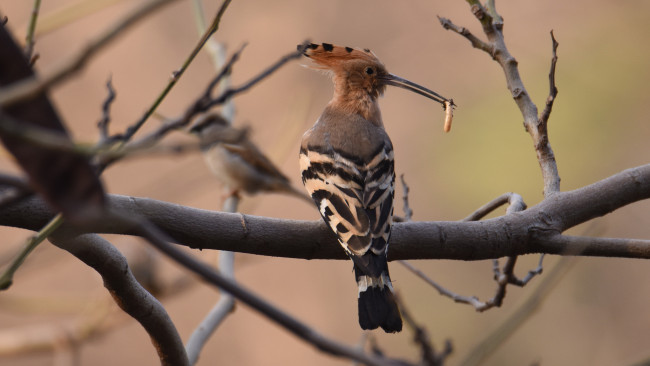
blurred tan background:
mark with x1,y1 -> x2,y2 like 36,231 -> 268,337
1,0 -> 649,365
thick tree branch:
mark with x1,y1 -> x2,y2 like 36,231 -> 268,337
48,232 -> 189,366
127,216 -> 408,366
1,165 -> 649,260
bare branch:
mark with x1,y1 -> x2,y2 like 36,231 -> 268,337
437,16 -> 492,55
48,231 -> 189,366
120,43 -> 247,149
0,0 -> 180,108
1,165 -> 650,260
495,254 -> 545,287
96,76 -> 116,143
398,261 -> 486,309
459,256 -> 577,366
115,42 -> 308,162
538,31 -> 559,127
24,0 -> 41,62
440,3 -> 561,196
461,192 -> 526,221
118,0 -> 232,142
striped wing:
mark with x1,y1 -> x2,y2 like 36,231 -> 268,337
300,145 -> 395,264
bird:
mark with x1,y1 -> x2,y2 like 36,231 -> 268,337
190,113 -> 312,203
298,42 -> 452,333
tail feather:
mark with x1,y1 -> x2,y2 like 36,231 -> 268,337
355,264 -> 402,333
358,285 -> 402,332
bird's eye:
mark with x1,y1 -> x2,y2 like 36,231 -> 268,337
365,67 -> 374,75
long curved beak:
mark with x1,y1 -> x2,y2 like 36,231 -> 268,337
380,73 -> 451,107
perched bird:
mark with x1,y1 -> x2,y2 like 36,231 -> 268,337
190,113 -> 311,202
299,43 -> 452,333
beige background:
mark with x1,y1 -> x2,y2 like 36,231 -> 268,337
1,0 -> 649,365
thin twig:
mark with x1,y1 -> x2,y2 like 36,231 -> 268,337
184,5 -> 238,362
459,256 -> 577,366
191,0 -> 235,122
118,42 -> 308,159
204,40 -> 311,111
119,0 -> 232,143
0,173 -> 33,209
400,174 -> 413,222
0,213 -> 63,290
0,0 -> 180,108
24,0 -> 42,63
437,16 -> 492,54
401,192 -> 543,312
461,192 -> 523,221
106,43 -> 246,159
538,31 -> 559,128
97,76 -> 116,143
398,260 -> 486,309
33,0 -> 124,37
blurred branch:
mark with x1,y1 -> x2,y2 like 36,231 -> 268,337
185,196 -> 238,365
184,5 -> 237,362
459,256 -> 577,366
118,0 -> 232,143
97,76 -> 116,143
439,3 -> 561,196
24,0 -> 41,62
0,213 -> 63,290
48,231 -> 190,366
0,266 -> 194,358
112,42 -> 308,162
1,164 -> 649,261
461,192 -> 524,221
0,296 -> 115,357
0,173 -> 32,209
0,0 -> 180,108
33,0 -> 124,37
191,0 -> 235,120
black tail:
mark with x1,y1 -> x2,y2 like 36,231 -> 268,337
355,265 -> 402,333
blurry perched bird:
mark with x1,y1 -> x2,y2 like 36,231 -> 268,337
190,114 -> 311,202
299,43 -> 452,333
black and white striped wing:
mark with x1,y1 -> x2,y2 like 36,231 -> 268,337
300,145 -> 395,269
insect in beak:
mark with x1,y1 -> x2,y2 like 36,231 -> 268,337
379,73 -> 455,132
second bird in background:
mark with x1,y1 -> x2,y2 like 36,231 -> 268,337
190,113 -> 311,203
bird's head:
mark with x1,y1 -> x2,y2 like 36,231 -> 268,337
189,114 -> 249,148
300,42 -> 451,107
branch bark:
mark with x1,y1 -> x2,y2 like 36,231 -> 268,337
1,164 -> 649,261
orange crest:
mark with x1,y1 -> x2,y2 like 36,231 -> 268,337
300,43 -> 385,72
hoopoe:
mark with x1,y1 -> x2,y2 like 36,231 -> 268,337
190,113 -> 311,202
298,43 -> 452,333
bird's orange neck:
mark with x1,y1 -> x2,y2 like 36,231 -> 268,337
329,75 -> 383,128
